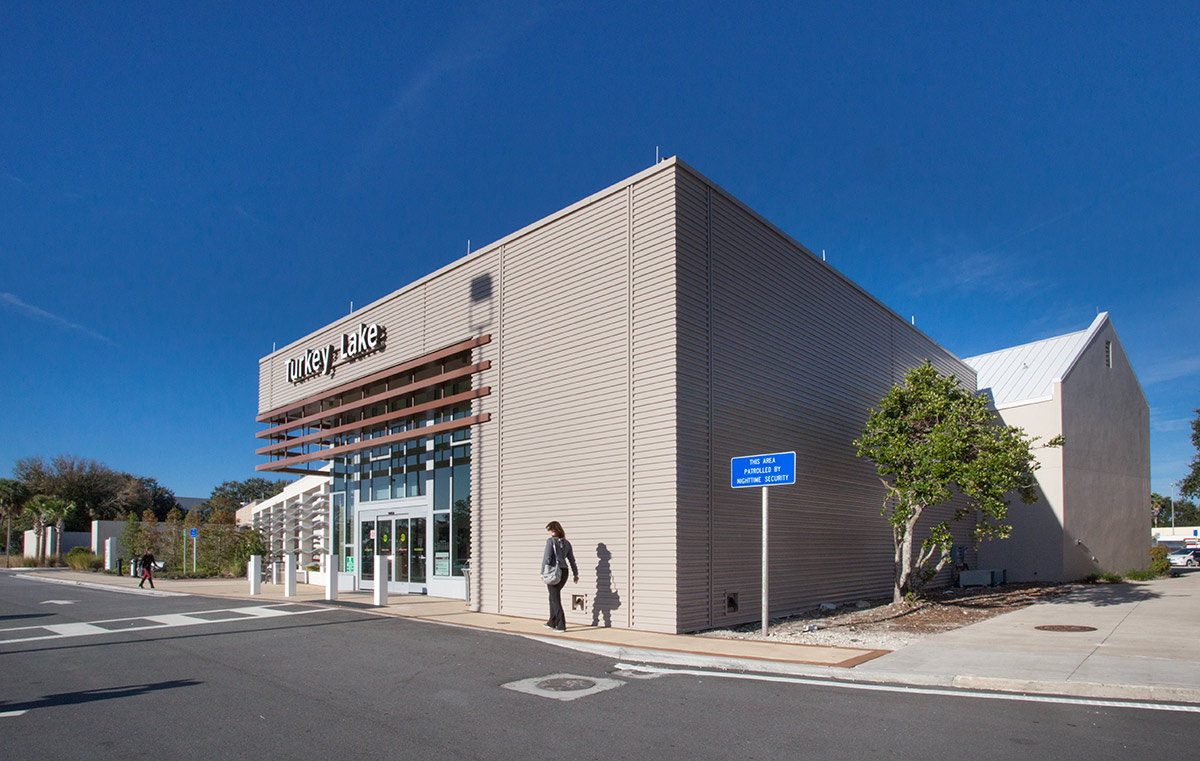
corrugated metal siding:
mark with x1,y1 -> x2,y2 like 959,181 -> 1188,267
496,189 -> 635,626
420,250 -> 501,611
629,170 -> 681,632
675,175 -> 714,632
258,285 -> 428,415
675,165 -> 976,630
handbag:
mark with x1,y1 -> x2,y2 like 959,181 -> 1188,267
541,563 -> 563,585
541,538 -> 565,584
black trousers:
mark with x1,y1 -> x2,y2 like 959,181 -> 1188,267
546,571 -> 569,630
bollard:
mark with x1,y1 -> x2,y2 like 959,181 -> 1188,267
247,555 -> 262,596
373,555 -> 388,607
283,554 -> 297,597
325,561 -> 338,602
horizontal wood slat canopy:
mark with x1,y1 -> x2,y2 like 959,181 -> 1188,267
255,386 -> 491,456
256,362 -> 490,439
256,335 -> 492,474
256,414 -> 490,472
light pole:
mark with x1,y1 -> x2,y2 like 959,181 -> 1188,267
1172,480 -> 1180,531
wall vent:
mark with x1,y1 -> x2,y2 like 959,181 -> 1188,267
724,592 -> 740,614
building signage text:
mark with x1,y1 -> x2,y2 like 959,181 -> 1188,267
287,323 -> 386,384
730,451 -> 797,488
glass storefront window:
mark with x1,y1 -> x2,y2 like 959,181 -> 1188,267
432,512 -> 450,576
452,496 -> 470,576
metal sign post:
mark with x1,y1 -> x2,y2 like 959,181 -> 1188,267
189,528 -> 198,573
731,451 -> 797,636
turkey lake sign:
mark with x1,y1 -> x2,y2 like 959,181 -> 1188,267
731,451 -> 796,635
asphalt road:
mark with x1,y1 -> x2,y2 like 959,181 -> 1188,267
1,572 -> 1195,760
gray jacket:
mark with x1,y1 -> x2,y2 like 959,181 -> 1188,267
542,537 -> 578,577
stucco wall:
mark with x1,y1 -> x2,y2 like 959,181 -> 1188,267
976,396 -> 1066,581
1060,321 -> 1151,578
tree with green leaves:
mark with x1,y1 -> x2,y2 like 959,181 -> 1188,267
855,362 -> 1061,603
1,479 -> 30,567
26,495 -> 75,561
1181,408 -> 1200,500
207,477 -> 288,511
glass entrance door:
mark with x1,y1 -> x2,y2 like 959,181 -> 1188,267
359,512 -> 427,593
391,516 -> 426,588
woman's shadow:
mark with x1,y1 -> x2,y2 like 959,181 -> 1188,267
591,542 -> 621,627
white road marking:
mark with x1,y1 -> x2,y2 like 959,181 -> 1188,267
0,604 -> 334,645
40,600 -> 77,605
614,663 -> 1200,714
0,710 -> 29,718
44,623 -> 109,637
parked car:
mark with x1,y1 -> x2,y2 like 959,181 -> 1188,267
1167,548 -> 1199,567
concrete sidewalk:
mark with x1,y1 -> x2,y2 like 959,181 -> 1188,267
12,567 -> 1200,704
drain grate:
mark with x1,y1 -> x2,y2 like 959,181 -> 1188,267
1035,625 -> 1097,632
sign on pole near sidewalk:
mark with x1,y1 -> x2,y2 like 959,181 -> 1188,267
730,452 -> 796,488
730,451 -> 797,635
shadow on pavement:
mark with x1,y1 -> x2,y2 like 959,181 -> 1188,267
0,613 -> 54,622
0,679 -> 201,714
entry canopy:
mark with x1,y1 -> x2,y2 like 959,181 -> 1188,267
730,452 -> 796,488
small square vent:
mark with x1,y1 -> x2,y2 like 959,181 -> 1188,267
725,592 -> 739,614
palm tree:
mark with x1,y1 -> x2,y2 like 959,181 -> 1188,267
0,479 -> 29,568
26,495 -> 72,565
27,496 -> 49,564
50,500 -> 76,558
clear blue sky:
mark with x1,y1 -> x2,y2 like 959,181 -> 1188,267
2,2 -> 1196,500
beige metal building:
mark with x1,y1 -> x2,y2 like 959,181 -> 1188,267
967,313 -> 1151,580
255,157 -> 982,633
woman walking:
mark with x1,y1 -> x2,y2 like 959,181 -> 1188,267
542,521 -> 578,632
138,549 -> 156,589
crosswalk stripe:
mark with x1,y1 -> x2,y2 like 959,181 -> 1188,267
0,604 -> 333,645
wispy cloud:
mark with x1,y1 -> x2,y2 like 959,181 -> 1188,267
357,2 -> 547,164
233,204 -> 262,224
904,249 -> 1042,299
0,292 -> 115,345
1139,355 -> 1200,386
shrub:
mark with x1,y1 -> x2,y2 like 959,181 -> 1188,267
1149,546 -> 1171,576
1125,569 -> 1159,581
65,547 -> 97,571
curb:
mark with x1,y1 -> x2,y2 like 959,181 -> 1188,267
12,570 -> 1200,706
527,633 -> 1200,706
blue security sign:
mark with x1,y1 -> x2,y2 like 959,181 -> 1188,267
731,451 -> 797,488
189,528 -> 198,538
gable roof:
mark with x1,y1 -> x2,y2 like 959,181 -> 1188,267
964,313 -> 1108,407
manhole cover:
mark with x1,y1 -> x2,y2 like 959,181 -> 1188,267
501,673 -> 624,701
537,677 -> 596,692
1035,625 -> 1097,632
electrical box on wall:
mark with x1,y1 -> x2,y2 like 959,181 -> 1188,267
571,594 -> 587,612
725,592 -> 739,614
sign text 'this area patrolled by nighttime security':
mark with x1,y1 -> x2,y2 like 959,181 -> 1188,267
286,322 -> 385,384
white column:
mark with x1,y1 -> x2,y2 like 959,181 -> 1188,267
374,555 -> 388,607
284,554 -> 297,597
325,500 -> 338,601
248,555 -> 262,595
104,538 -> 116,571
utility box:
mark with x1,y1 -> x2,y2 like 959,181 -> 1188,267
959,569 -> 1006,587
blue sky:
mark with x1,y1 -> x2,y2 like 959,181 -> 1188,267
2,2 -> 1196,500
